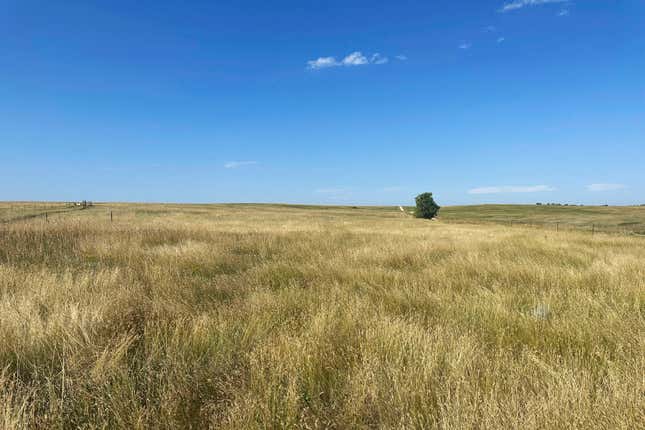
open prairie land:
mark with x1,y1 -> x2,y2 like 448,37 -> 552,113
440,204 -> 645,234
0,203 -> 643,429
0,202 -> 73,223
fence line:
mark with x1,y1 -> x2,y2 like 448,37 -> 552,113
442,218 -> 644,236
0,203 -> 94,225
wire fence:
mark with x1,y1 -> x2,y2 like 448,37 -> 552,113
3,204 -> 645,238
0,203 -> 92,225
442,218 -> 645,237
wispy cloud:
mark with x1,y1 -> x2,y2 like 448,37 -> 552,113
342,51 -> 368,66
224,161 -> 258,169
307,51 -> 390,69
370,53 -> 389,65
587,183 -> 626,192
307,57 -> 338,69
468,185 -> 555,194
395,54 -> 408,61
484,25 -> 497,32
557,9 -> 569,16
458,42 -> 472,50
499,0 -> 568,13
497,37 -> 506,43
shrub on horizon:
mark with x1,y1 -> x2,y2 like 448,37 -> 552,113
414,192 -> 440,219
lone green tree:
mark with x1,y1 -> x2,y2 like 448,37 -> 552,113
414,192 -> 440,219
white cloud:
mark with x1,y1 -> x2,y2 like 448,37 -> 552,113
395,54 -> 408,61
307,51 -> 391,69
484,25 -> 497,32
587,183 -> 626,192
459,42 -> 472,50
497,37 -> 506,43
468,185 -> 555,194
342,51 -> 368,66
224,161 -> 258,169
370,53 -> 389,64
558,9 -> 569,16
307,56 -> 339,69
499,0 -> 568,13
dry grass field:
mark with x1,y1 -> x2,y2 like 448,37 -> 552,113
0,203 -> 643,429
439,204 -> 645,234
0,202 -> 74,223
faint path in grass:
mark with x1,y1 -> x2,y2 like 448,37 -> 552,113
0,206 -> 85,224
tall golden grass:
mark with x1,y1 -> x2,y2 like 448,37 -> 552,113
0,204 -> 643,429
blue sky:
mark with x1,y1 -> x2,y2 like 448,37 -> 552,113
1,0 -> 643,205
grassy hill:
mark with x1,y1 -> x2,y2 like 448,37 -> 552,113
439,204 -> 645,234
0,203 -> 643,428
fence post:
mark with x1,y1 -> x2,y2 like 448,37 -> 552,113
110,211 -> 113,223
592,224 -> 595,235
45,212 -> 48,223
556,222 -> 559,232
